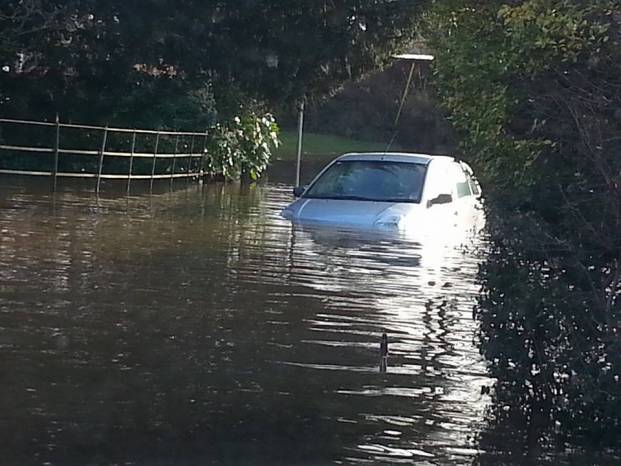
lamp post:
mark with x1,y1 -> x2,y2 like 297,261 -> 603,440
295,98 -> 305,187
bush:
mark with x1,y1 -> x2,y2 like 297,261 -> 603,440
206,113 -> 280,180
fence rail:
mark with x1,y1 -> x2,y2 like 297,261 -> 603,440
0,118 -> 207,137
0,117 -> 209,193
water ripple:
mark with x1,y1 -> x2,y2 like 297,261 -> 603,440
0,176 -> 492,465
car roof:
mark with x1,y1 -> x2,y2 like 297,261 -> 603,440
336,152 -> 455,166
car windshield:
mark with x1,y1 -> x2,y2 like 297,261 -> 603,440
304,160 -> 427,202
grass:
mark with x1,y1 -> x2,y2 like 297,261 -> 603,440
273,130 -> 392,160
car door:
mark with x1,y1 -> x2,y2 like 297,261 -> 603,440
422,159 -> 458,232
450,161 -> 480,229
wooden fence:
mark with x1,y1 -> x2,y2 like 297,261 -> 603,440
0,117 -> 209,193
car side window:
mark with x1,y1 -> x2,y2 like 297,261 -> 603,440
467,173 -> 481,196
459,161 -> 481,196
451,163 -> 472,198
456,179 -> 472,197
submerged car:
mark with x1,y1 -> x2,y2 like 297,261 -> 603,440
281,152 -> 482,233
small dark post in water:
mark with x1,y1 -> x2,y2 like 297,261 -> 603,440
150,131 -> 160,192
170,134 -> 179,188
96,125 -> 109,195
126,130 -> 136,195
51,114 -> 60,192
380,332 -> 389,373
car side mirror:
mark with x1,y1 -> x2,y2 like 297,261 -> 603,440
427,193 -> 453,208
293,185 -> 307,197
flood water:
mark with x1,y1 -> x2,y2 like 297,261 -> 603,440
0,165 -> 493,465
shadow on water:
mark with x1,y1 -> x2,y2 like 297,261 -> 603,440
470,235 -> 621,466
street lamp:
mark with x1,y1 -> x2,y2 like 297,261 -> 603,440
391,53 -> 434,127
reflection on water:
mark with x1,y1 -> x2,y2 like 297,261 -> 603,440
0,175 -> 491,465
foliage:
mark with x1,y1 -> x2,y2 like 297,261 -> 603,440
206,113 -> 280,180
426,0 -> 616,193
425,0 -> 621,458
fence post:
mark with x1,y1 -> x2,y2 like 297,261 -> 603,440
185,134 -> 196,183
51,114 -> 60,192
127,130 -> 136,195
199,130 -> 208,179
95,125 -> 109,195
170,134 -> 179,188
150,131 -> 160,192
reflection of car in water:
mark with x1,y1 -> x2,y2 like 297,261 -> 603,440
281,152 -> 483,237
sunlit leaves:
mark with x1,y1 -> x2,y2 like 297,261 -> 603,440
206,113 -> 279,180
425,0 -> 615,193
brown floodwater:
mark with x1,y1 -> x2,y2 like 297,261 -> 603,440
0,165 -> 493,465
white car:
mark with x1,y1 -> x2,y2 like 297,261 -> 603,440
281,152 -> 482,233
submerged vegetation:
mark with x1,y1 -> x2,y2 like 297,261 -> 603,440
426,0 -> 621,457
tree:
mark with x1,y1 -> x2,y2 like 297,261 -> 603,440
424,0 -> 621,458
0,1 -> 423,126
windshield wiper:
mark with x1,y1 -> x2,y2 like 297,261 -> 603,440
381,198 -> 420,203
305,194 -> 379,201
